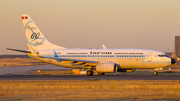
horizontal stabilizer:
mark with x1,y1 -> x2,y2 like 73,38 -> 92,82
6,48 -> 31,53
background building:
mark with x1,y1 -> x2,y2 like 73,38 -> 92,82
175,36 -> 180,58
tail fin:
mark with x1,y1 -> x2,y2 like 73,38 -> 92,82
21,14 -> 66,50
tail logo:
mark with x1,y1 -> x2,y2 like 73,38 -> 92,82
30,31 -> 43,44
31,32 -> 40,39
25,20 -> 46,46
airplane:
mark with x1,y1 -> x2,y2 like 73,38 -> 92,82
6,14 -> 176,76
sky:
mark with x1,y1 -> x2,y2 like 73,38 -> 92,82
0,0 -> 180,55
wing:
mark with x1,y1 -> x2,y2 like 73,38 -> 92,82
44,57 -> 98,63
43,56 -> 98,68
40,50 -> 99,68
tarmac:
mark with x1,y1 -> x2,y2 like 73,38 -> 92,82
0,65 -> 67,75
0,65 -> 180,80
0,75 -> 180,80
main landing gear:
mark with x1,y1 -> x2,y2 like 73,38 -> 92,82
86,70 -> 94,76
86,70 -> 105,76
98,73 -> 105,75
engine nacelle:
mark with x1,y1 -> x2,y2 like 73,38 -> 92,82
117,69 -> 136,72
96,62 -> 116,73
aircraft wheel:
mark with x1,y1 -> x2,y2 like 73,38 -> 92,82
86,70 -> 93,76
153,71 -> 158,75
98,73 -> 105,75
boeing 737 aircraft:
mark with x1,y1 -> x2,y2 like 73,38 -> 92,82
7,14 -> 176,76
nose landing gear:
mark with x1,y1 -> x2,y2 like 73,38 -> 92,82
153,71 -> 158,75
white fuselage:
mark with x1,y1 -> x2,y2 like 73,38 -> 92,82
31,48 -> 171,69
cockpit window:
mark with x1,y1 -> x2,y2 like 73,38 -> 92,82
158,54 -> 170,58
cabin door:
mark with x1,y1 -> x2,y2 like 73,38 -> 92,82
147,52 -> 152,62
48,52 -> 53,57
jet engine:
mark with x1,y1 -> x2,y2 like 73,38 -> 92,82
96,62 -> 116,73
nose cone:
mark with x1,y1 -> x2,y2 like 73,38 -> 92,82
171,58 -> 176,65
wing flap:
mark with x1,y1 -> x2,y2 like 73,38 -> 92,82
44,57 -> 98,63
44,57 -> 98,68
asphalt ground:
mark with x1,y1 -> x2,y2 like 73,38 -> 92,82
0,65 -> 180,80
0,75 -> 180,80
0,65 -> 67,75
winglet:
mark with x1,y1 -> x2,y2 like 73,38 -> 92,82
102,44 -> 106,49
27,43 -> 39,57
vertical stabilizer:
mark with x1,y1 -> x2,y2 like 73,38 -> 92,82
21,14 -> 66,50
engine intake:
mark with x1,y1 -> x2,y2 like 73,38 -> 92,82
96,62 -> 116,73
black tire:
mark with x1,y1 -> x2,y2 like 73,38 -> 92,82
98,73 -> 105,75
86,70 -> 93,76
153,71 -> 158,75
